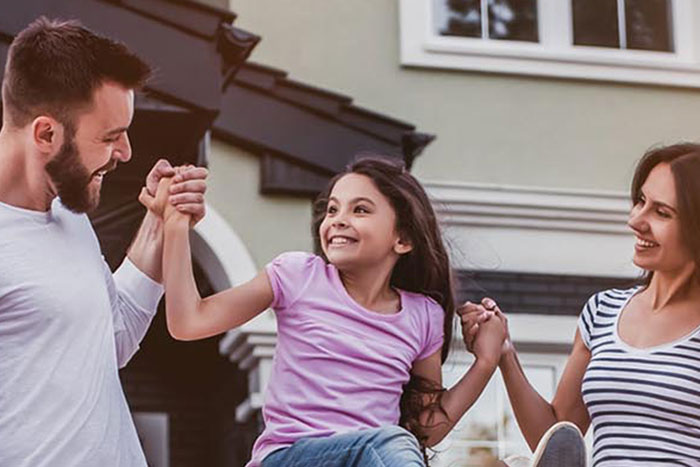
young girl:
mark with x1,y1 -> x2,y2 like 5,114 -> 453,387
145,156 -> 506,466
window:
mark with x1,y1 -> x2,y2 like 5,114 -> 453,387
571,0 -> 673,51
400,0 -> 700,87
437,0 -> 539,42
431,351 -> 583,466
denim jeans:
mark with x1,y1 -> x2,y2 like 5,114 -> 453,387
261,426 -> 425,467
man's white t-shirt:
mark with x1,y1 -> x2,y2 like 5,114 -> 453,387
0,198 -> 163,466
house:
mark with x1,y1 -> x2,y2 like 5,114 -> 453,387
216,0 -> 700,465
3,0 -> 700,465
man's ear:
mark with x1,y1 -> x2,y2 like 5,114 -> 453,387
32,116 -> 63,156
394,236 -> 413,255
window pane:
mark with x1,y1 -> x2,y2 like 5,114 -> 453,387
437,0 -> 483,38
626,0 -> 674,52
488,0 -> 539,42
572,0 -> 619,48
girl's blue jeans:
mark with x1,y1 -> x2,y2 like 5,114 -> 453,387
261,426 -> 425,467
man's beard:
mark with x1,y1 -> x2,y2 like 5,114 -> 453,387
45,135 -> 101,213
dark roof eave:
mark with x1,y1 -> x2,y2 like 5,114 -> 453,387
0,0 -> 259,116
213,79 -> 435,174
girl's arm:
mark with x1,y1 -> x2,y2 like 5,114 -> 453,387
154,177 -> 274,341
499,327 -> 591,450
462,301 -> 591,451
412,316 -> 505,447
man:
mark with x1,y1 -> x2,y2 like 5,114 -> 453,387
0,17 -> 208,466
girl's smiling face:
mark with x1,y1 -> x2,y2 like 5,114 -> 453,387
319,173 -> 411,272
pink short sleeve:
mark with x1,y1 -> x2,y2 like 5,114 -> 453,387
264,252 -> 318,311
416,298 -> 445,361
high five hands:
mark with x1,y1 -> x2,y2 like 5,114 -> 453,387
457,297 -> 512,366
138,160 -> 208,225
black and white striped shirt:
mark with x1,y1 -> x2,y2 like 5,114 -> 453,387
579,287 -> 700,466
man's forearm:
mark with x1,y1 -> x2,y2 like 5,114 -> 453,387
127,211 -> 164,283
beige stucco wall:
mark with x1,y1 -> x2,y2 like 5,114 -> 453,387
227,0 -> 700,192
206,139 -> 313,268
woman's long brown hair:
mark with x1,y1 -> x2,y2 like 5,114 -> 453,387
312,155 -> 456,462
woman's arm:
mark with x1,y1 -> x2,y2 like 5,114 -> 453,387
412,316 -> 505,447
462,301 -> 591,451
151,177 -> 274,340
500,329 -> 591,450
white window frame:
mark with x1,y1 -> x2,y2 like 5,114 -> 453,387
429,314 -> 587,465
400,0 -> 700,87
432,349 -> 574,465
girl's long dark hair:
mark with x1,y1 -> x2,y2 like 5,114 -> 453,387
312,155 -> 456,461
631,143 -> 700,287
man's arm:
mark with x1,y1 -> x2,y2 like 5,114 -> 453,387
126,161 -> 208,281
126,210 -> 165,282
107,161 -> 208,366
106,256 -> 163,368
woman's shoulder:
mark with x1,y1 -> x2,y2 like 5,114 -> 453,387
595,286 -> 639,303
583,286 -> 640,316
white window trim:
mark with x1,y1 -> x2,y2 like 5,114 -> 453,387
400,0 -> 700,87
433,349 -> 575,464
424,180 -> 640,277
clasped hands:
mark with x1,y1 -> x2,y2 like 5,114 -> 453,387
138,159 -> 208,225
457,296 -> 512,367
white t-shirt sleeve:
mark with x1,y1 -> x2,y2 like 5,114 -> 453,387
106,257 -> 164,368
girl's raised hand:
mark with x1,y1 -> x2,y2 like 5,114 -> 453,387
139,175 -> 173,218
139,167 -> 195,225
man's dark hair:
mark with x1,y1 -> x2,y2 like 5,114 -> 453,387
2,16 -> 151,128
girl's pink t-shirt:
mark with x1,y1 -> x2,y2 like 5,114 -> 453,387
247,252 -> 445,466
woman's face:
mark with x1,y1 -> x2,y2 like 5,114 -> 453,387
628,162 -> 694,275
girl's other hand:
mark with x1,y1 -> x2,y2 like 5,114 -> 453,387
472,312 -> 506,369
457,301 -> 494,352
479,298 -> 514,363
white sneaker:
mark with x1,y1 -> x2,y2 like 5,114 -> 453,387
530,421 -> 586,467
502,454 -> 530,467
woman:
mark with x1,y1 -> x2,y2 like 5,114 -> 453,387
462,143 -> 700,465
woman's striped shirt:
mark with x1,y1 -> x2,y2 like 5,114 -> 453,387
579,287 -> 700,466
